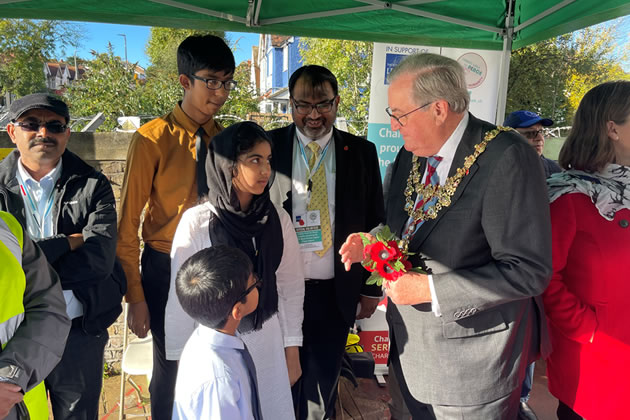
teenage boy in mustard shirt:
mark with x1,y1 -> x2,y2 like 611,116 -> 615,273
116,34 -> 236,419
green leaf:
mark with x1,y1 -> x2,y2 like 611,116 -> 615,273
410,267 -> 427,274
358,232 -> 372,247
366,272 -> 381,285
393,260 -> 405,271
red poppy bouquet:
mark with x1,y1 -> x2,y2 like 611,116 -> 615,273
359,226 -> 425,286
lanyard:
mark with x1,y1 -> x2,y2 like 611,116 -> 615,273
297,139 -> 331,193
16,172 -> 56,238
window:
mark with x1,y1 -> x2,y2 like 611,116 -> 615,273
283,46 -> 288,72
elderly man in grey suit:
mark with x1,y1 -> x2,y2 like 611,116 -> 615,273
341,53 -> 552,418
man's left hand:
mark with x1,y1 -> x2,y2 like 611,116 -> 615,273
356,296 -> 380,320
384,272 -> 432,305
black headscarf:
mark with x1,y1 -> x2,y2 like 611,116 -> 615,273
205,121 -> 283,333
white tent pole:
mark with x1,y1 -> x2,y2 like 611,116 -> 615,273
495,0 -> 514,125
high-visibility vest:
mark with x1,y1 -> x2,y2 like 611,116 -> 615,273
0,211 -> 48,420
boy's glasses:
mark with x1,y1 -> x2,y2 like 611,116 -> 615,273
291,98 -> 336,115
13,121 -> 68,134
190,75 -> 238,91
235,273 -> 262,305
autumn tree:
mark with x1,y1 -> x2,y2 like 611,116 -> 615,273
507,21 -> 629,126
0,19 -> 81,97
299,38 -> 373,136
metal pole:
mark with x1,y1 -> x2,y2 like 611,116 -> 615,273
118,33 -> 128,70
495,0 -> 514,125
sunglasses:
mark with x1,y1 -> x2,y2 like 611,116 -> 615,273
14,121 -> 68,134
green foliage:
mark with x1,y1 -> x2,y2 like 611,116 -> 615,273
0,19 -> 81,96
299,38 -> 373,136
65,44 -> 143,131
507,21 -> 630,126
216,61 -> 260,127
145,27 -> 225,78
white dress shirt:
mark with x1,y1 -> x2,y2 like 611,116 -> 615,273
16,158 -> 84,319
406,113 -> 469,317
292,128 -> 336,279
173,326 -> 255,420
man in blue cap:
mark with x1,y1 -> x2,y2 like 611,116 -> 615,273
504,110 -> 561,178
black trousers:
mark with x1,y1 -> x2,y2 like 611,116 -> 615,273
46,319 -> 109,420
141,245 -> 178,420
292,280 -> 351,420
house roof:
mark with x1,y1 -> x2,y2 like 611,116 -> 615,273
270,35 -> 291,47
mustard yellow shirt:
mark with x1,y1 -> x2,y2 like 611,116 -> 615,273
117,103 -> 222,303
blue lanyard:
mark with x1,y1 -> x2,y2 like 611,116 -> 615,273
16,173 -> 56,237
297,139 -> 331,191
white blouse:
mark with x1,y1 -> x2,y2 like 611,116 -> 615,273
164,201 -> 305,360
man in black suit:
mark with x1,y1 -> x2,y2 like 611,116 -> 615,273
342,53 -> 552,419
269,65 -> 384,420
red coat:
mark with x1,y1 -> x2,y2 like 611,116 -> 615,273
543,193 -> 630,419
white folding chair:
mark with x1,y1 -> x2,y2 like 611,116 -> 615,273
118,304 -> 153,419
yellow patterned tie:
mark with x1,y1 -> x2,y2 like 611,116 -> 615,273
307,141 -> 332,256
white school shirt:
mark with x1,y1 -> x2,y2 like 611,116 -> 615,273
173,326 -> 255,420
292,128 -> 336,280
17,158 -> 84,319
404,113 -> 469,317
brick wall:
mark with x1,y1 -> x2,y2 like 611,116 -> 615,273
0,131 -> 133,369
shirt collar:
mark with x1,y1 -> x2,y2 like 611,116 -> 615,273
172,102 -> 218,138
295,125 -> 334,149
434,112 -> 469,161
195,325 -> 245,350
17,157 -> 63,186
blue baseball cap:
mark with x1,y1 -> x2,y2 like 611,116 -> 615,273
503,110 -> 553,129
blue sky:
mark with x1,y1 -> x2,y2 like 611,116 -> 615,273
69,18 -> 628,70
70,22 -> 259,68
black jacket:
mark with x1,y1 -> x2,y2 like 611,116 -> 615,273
0,149 -> 125,335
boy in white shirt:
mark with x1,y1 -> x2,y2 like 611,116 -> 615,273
172,245 -> 262,420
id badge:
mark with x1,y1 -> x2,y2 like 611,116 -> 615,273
294,210 -> 324,252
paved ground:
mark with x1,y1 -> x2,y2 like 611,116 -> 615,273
97,360 -> 558,419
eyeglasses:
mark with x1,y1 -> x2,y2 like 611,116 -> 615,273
518,129 -> 545,140
386,102 -> 433,127
190,74 -> 238,91
234,273 -> 262,305
291,98 -> 336,115
13,121 -> 68,134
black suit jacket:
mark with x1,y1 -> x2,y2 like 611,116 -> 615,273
385,114 -> 552,405
269,124 -> 385,326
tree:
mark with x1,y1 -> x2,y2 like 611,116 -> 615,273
507,21 -> 629,126
65,44 -> 142,131
299,38 -> 373,136
145,27 -> 225,78
0,19 -> 81,97
217,61 -> 260,127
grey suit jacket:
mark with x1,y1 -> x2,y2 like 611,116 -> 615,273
386,114 -> 552,406
268,124 -> 385,327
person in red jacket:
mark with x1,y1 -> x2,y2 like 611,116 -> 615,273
544,80 -> 630,420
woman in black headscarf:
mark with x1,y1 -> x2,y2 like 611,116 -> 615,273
165,121 -> 305,419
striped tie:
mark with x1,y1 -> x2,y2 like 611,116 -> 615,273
404,155 -> 442,236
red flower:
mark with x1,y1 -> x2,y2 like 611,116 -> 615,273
367,241 -> 397,263
387,240 -> 402,260
402,259 -> 412,272
377,260 -> 404,282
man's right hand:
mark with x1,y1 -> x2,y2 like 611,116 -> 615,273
128,301 -> 151,338
0,382 -> 23,419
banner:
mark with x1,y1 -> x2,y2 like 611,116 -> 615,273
367,43 -> 502,179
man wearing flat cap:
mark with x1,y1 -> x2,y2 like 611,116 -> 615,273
0,93 -> 125,419
504,110 -> 562,178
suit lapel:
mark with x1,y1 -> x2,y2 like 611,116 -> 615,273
333,128 -> 349,247
272,125 -> 295,215
408,114 -> 483,250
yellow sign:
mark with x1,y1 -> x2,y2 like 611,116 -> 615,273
0,149 -> 14,160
